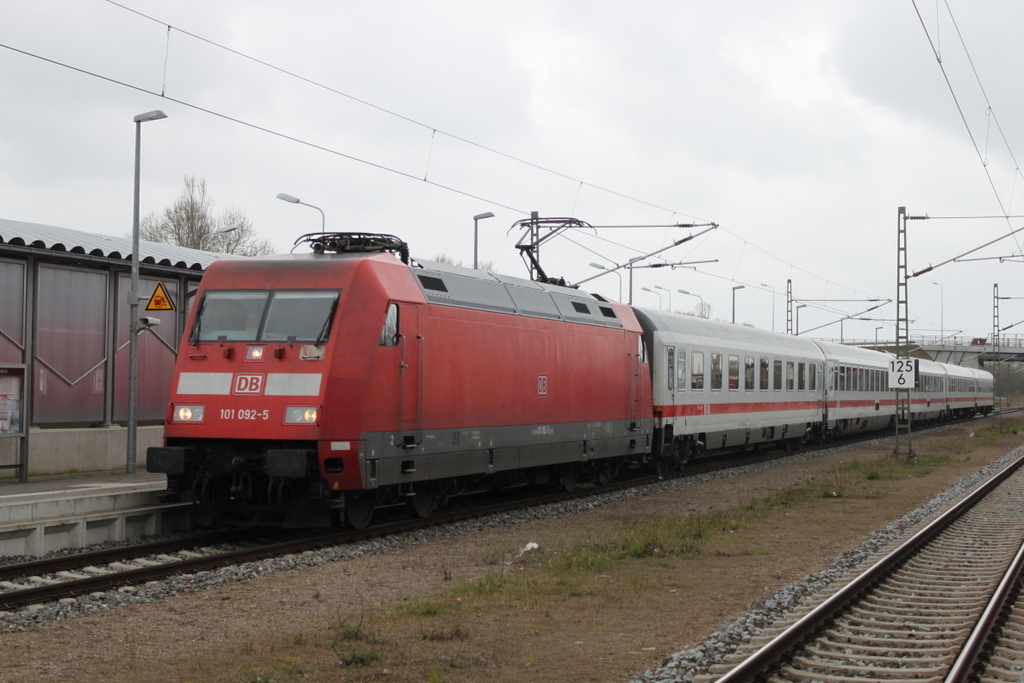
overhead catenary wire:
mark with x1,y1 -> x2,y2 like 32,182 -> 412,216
98,0 -> 887,303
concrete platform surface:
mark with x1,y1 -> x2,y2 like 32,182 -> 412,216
0,470 -> 191,557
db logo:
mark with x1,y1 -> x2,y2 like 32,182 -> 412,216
537,374 -> 548,396
233,374 -> 265,395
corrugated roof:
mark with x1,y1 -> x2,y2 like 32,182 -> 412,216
0,217 -> 248,271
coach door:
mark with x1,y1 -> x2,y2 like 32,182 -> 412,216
397,303 -> 423,447
628,334 -> 644,430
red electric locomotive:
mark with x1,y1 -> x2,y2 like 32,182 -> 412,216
148,234 -> 653,528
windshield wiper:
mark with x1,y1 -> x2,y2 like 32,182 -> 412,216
314,298 -> 340,347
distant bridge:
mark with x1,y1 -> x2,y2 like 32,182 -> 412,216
847,335 -> 1024,369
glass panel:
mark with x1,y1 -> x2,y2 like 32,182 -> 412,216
194,291 -> 268,342
798,362 -> 806,391
262,291 -> 339,342
666,347 -> 674,391
711,353 -> 723,390
379,303 -> 399,346
691,351 -> 704,390
745,357 -> 755,391
773,360 -> 782,391
786,361 -> 794,391
760,357 -> 769,391
676,348 -> 686,390
728,355 -> 739,390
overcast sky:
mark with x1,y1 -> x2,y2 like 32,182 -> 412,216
2,0 -> 1023,343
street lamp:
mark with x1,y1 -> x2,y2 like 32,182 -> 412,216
678,289 -> 704,316
731,285 -> 745,324
277,192 -> 326,234
641,286 -> 662,310
932,281 -> 943,342
655,285 -> 672,312
199,225 -> 238,252
589,262 -> 622,301
473,212 -> 495,269
761,283 -> 775,332
796,304 -> 807,336
128,109 -> 167,474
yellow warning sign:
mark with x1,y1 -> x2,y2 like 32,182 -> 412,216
145,282 -> 176,312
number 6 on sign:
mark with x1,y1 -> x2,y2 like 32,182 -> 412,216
888,358 -> 917,390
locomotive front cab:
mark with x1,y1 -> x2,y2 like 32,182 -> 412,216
150,280 -> 347,526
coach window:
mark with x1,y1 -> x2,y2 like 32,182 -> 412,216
773,360 -> 783,391
838,366 -> 845,392
676,349 -> 687,390
798,362 -> 806,391
666,347 -> 675,391
786,361 -> 795,391
711,353 -> 723,390
809,364 -> 817,391
728,355 -> 739,390
760,358 -> 769,391
691,351 -> 704,390
745,357 -> 755,391
378,303 -> 399,346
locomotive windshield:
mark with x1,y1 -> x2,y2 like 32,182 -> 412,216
192,289 -> 340,343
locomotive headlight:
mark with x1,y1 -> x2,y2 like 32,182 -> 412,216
245,345 -> 265,361
173,404 -> 205,423
285,406 -> 319,424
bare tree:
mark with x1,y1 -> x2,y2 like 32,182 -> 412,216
138,176 -> 275,256
432,253 -> 495,271
693,302 -> 712,319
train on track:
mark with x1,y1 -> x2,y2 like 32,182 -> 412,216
147,233 -> 994,528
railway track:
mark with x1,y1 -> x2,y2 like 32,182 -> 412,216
0,412 -> 1003,615
697,444 -> 1024,683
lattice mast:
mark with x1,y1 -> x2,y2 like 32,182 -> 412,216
894,207 -> 915,460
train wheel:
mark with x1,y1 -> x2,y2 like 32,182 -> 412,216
345,492 -> 375,530
406,483 -> 438,519
595,461 -> 613,487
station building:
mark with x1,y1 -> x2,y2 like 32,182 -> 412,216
0,218 -> 239,478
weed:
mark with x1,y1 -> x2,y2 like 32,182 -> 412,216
418,624 -> 469,641
338,648 -> 381,667
427,665 -> 445,683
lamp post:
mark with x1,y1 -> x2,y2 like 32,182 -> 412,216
761,282 -> 775,331
641,287 -> 662,310
932,281 -> 943,342
199,225 -> 238,252
128,109 -> 167,474
589,262 -> 622,301
796,304 -> 807,335
473,212 -> 495,269
655,285 -> 672,312
277,193 -> 325,234
875,326 -> 883,351
678,289 -> 704,317
731,285 -> 745,324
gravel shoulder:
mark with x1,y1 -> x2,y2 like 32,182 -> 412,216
1,418 -> 1020,683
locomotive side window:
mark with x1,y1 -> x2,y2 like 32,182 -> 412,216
759,357 -> 769,391
773,360 -> 782,391
710,353 -> 723,390
744,357 -> 755,391
676,349 -> 687,389
786,361 -> 794,391
666,347 -> 675,391
728,355 -> 739,390
691,351 -> 704,390
379,303 -> 399,346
